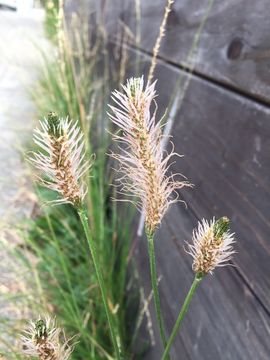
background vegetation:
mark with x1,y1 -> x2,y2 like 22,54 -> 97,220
0,2 -> 143,359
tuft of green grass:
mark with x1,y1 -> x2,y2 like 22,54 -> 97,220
0,5 -> 144,359
42,0 -> 60,42
27,13 -> 142,358
21,182 -> 139,359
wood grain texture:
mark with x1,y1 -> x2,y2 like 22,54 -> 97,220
123,55 -> 270,358
99,0 -> 270,103
134,202 -> 270,360
121,51 -> 270,311
66,1 -> 270,358
169,64 -> 270,310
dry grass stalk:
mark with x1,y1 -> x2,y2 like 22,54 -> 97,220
109,76 -> 191,234
135,0 -> 141,74
135,0 -> 141,46
113,21 -> 134,87
148,0 -> 174,83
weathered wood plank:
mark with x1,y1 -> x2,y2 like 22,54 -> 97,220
168,64 -> 270,310
120,54 -> 270,358
93,36 -> 270,355
135,201 -> 270,359
121,51 -> 270,312
66,3 -> 270,357
99,0 -> 270,102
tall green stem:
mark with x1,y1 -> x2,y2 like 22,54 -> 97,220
146,231 -> 168,354
78,208 -> 122,360
162,274 -> 203,360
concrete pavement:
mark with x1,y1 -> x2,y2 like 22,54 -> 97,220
0,6 -> 47,352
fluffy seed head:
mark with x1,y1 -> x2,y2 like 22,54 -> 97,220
187,217 -> 235,275
109,76 -> 191,234
21,317 -> 73,360
31,114 -> 91,207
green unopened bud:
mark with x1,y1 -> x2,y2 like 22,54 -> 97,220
35,319 -> 47,339
47,111 -> 60,136
214,216 -> 230,239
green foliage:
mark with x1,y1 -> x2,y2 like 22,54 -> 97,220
23,181 -> 139,359
43,0 -> 60,42
0,6 -> 143,359
31,47 -> 86,123
26,17 -> 141,357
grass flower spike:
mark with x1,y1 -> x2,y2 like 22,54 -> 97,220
110,77 -> 191,355
21,317 -> 73,360
31,112 -> 122,359
162,217 -> 236,359
188,217 -> 235,276
109,76 -> 191,235
31,112 -> 91,207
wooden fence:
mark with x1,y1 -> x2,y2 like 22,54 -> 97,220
68,0 -> 270,358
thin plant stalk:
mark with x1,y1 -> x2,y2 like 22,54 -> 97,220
148,0 -> 174,83
78,207 -> 122,360
134,0 -> 141,75
146,231 -> 168,351
23,224 -> 94,354
44,209 -> 82,317
31,115 -> 127,357
109,77 -> 191,356
161,274 -> 203,360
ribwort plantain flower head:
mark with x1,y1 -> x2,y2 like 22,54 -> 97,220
21,317 -> 73,360
109,76 -> 191,235
31,113 -> 91,207
187,217 -> 235,276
